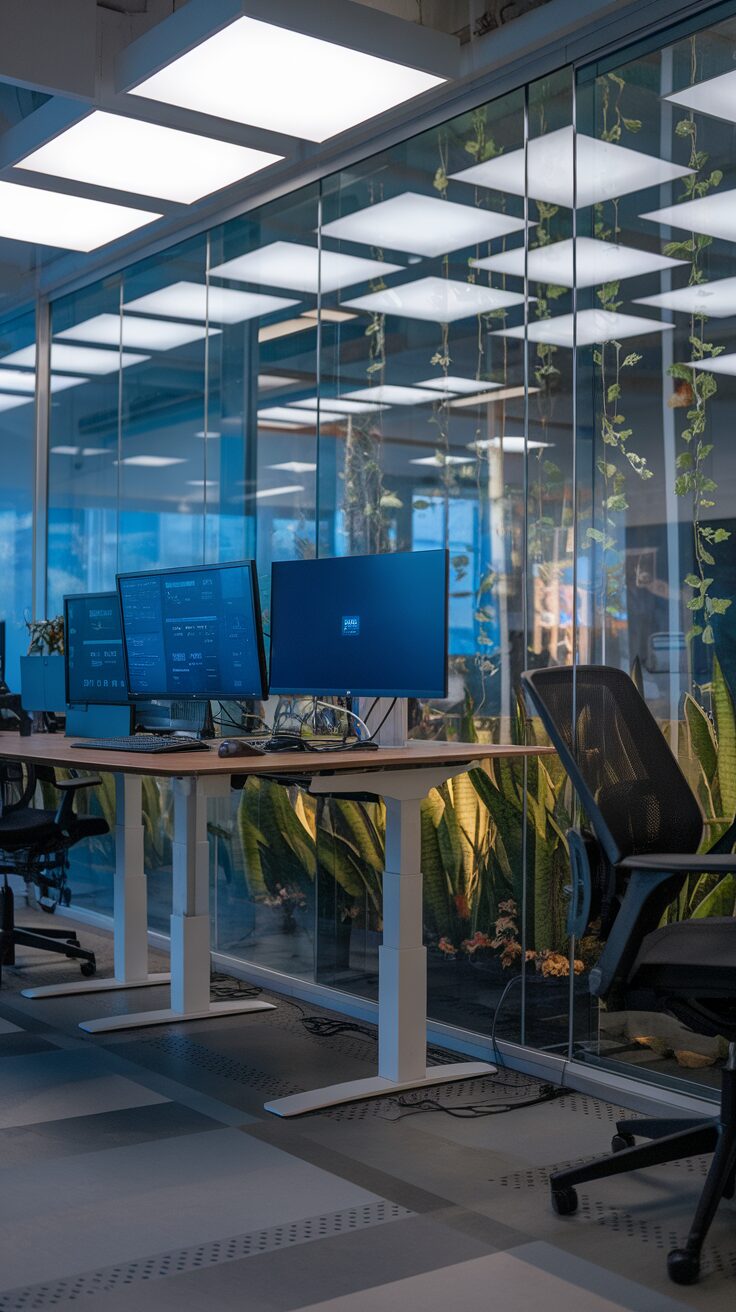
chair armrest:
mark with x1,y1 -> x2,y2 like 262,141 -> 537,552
53,775 -> 102,829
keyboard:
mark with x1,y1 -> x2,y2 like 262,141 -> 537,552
71,735 -> 210,754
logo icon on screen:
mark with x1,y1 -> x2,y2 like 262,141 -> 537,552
342,615 -> 360,637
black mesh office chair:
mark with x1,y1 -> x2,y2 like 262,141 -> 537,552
0,762 -> 108,983
521,664 -> 736,1287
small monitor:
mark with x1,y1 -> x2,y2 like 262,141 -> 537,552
117,560 -> 267,702
269,549 -> 449,698
64,591 -> 128,706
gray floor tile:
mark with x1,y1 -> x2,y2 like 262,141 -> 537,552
0,1015 -> 21,1034
0,1126 -> 388,1290
0,1048 -> 169,1130
0,1100 -> 222,1167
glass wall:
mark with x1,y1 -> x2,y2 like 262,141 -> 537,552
0,309 -> 36,689
32,0 -> 736,1096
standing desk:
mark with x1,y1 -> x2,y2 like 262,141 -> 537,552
0,735 -> 551,1115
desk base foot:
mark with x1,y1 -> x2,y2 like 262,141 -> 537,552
21,972 -> 171,1000
264,1060 -> 496,1117
78,998 -> 275,1033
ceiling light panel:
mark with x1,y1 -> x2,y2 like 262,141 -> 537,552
321,191 -> 524,257
0,394 -> 33,412
642,192 -> 736,245
451,126 -> 691,210
17,111 -> 282,204
124,281 -> 298,324
56,313 -> 219,350
342,276 -> 526,323
3,343 -> 148,373
684,353 -> 736,376
254,484 -> 305,499
258,374 -> 300,390
130,14 -> 445,142
415,375 -> 500,393
269,462 -> 317,473
635,275 -> 736,316
474,436 -> 551,452
118,455 -> 186,467
411,454 -> 469,466
258,405 -> 344,424
0,180 -> 160,252
342,385 -> 438,406
667,70 -> 736,124
473,236 -> 686,288
495,308 -> 673,348
289,397 -> 386,414
211,241 -> 401,294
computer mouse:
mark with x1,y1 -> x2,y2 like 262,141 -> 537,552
267,735 -> 309,752
218,739 -> 266,758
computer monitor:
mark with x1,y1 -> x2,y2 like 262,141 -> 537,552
117,560 -> 267,702
0,619 -> 5,690
64,591 -> 129,707
269,549 -> 449,698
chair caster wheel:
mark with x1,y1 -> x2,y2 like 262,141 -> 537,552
80,961 -> 96,978
667,1249 -> 700,1285
551,1186 -> 578,1216
612,1133 -> 636,1152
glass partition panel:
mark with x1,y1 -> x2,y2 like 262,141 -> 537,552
0,308 -> 35,689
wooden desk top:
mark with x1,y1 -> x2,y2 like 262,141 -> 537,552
0,733 -> 553,779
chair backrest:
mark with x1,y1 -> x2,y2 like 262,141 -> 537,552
521,665 -> 703,866
0,762 -> 36,818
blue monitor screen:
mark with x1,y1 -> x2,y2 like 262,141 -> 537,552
117,561 -> 267,701
269,550 -> 448,698
64,592 -> 129,707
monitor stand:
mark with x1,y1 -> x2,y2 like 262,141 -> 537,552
137,699 -> 214,740
359,697 -> 408,747
66,704 -> 134,738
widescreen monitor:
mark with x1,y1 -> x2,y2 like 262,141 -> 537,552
117,560 -> 267,702
64,591 -> 128,706
269,549 -> 448,698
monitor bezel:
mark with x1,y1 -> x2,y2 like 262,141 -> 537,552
268,548 -> 449,699
63,589 -> 130,710
116,560 -> 268,703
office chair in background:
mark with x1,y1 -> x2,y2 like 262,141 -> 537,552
522,664 -> 736,1287
0,761 -> 108,983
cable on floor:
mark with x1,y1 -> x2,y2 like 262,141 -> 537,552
209,971 -> 264,1001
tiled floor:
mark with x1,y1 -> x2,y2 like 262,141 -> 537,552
0,915 -> 734,1311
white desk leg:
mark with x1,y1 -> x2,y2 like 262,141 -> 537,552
80,774 -> 274,1032
22,773 -> 170,1000
265,766 -> 495,1116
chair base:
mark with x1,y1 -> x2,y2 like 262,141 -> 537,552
0,881 -> 96,983
550,1057 -> 736,1287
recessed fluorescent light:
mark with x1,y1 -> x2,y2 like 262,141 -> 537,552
17,111 -> 282,204
124,281 -> 298,325
186,480 -> 219,488
259,405 -> 344,423
257,418 -> 306,430
411,454 -> 470,466
494,309 -> 673,348
253,484 -> 305,499
2,343 -> 148,373
289,396 -> 386,414
269,461 -> 317,473
473,436 -> 551,453
258,319 -> 315,344
117,455 -> 186,467
449,385 -> 539,406
0,180 -> 160,252
301,308 -> 356,323
642,192 -> 736,245
321,191 -> 524,257
415,375 -> 499,394
258,374 -> 300,390
342,276 -> 527,323
450,126 -> 692,210
342,385 -> 438,405
56,313 -> 219,350
195,430 -> 221,439
211,241 -> 401,294
683,353 -> 736,377
0,393 -> 33,412
129,14 -> 446,142
635,275 -> 736,316
51,445 -> 108,456
0,369 -> 82,394
667,70 -> 736,124
473,237 -> 686,288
